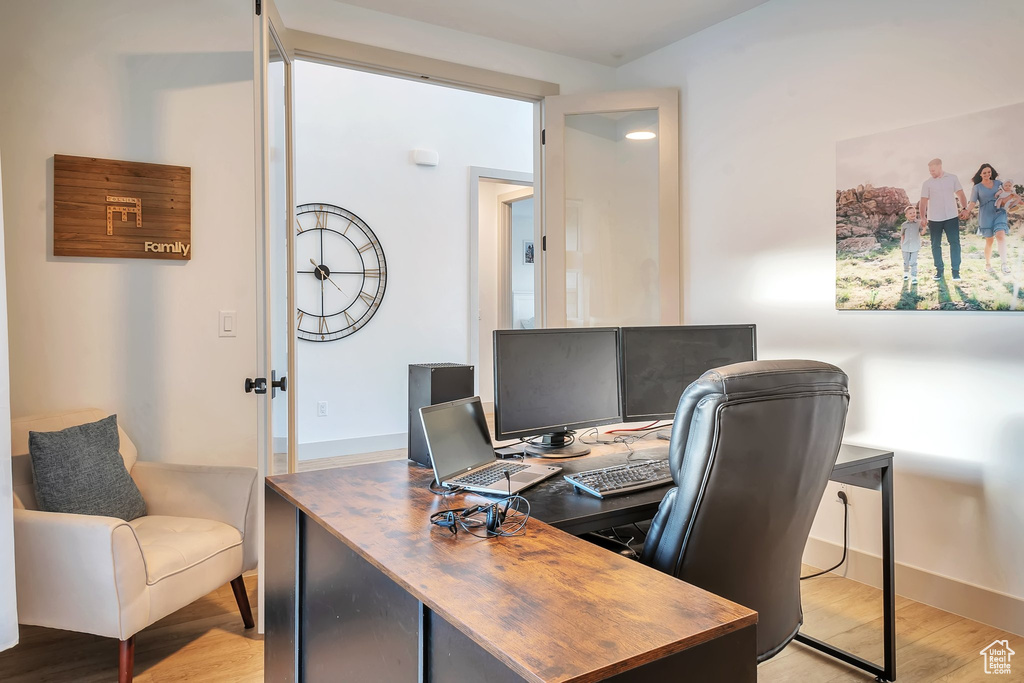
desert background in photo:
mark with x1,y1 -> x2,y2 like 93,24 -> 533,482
836,101 -> 1024,310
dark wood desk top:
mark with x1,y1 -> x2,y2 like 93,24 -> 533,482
267,460 -> 757,683
515,440 -> 893,533
522,441 -> 671,534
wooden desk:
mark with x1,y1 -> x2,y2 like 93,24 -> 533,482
264,459 -> 757,682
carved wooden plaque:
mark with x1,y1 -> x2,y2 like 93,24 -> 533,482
53,154 -> 191,260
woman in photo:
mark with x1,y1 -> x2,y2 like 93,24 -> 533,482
961,163 -> 1010,274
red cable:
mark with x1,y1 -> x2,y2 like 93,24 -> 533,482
606,421 -> 663,433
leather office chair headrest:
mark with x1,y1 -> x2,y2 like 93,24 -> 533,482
665,359 -> 848,477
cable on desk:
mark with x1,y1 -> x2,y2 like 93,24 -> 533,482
800,490 -> 849,580
578,427 -> 616,446
427,479 -> 464,496
519,432 -> 577,448
606,421 -> 670,434
578,426 -> 670,461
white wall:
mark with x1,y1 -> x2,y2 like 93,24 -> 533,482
0,155 -> 17,651
617,0 -> 1024,601
276,0 -> 617,95
0,0 -> 257,467
293,63 -> 532,452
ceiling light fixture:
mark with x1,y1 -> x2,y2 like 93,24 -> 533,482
625,131 -> 656,140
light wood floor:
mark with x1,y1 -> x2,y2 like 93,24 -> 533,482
2,567 -> 1018,681
759,569 -> 1022,682
0,574 -> 261,682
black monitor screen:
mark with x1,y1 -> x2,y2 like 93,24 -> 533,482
621,325 -> 757,421
493,328 -> 621,440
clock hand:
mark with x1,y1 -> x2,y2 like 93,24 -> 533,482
309,258 -> 349,297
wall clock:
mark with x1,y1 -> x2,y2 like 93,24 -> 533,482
295,203 -> 387,342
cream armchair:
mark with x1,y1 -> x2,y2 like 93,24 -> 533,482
10,409 -> 258,682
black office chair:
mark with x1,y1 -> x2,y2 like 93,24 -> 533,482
641,359 -> 849,662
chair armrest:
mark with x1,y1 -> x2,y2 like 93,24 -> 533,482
131,461 -> 258,570
13,509 -> 148,640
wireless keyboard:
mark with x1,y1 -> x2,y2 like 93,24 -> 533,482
564,459 -> 672,499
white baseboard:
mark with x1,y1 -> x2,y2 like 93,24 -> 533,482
803,536 -> 1024,637
274,433 -> 407,461
298,433 -> 406,460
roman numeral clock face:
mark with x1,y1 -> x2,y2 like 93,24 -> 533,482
295,203 -> 387,342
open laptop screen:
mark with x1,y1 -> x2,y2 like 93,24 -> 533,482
420,397 -> 494,482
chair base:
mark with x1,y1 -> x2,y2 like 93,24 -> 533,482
230,575 -> 255,629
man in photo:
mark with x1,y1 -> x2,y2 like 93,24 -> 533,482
919,158 -> 967,281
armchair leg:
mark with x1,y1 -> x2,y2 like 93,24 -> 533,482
118,636 -> 135,683
230,575 -> 255,629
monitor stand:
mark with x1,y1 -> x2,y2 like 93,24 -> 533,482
523,432 -> 591,458
656,430 -> 672,441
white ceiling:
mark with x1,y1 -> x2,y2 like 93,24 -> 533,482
328,0 -> 770,66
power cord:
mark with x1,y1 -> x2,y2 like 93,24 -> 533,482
427,479 -> 464,496
800,490 -> 849,580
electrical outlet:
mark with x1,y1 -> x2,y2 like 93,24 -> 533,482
317,401 -> 328,417
836,484 -> 850,505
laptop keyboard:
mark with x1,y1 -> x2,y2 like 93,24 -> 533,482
449,462 -> 529,487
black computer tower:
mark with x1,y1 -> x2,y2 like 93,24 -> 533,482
408,363 -> 475,467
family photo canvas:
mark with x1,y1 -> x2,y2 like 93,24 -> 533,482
836,101 -> 1024,311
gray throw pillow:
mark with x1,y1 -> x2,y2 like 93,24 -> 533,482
28,414 -> 147,521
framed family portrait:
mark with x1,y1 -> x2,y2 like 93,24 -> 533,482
836,101 -> 1024,311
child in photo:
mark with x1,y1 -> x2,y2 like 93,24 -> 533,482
900,205 -> 923,283
995,179 -> 1022,214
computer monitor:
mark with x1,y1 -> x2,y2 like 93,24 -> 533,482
620,325 -> 757,423
493,328 -> 621,457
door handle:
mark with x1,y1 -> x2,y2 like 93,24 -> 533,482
271,370 -> 287,399
244,377 -> 268,395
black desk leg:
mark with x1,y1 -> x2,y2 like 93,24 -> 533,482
795,460 -> 897,681
881,463 -> 896,682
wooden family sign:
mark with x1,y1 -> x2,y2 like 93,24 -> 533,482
53,154 -> 192,260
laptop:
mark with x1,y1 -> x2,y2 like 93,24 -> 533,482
420,396 -> 561,495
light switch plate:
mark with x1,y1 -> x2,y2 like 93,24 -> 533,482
219,310 -> 236,338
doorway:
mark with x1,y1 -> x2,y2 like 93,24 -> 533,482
471,171 -> 533,406
283,64 -> 534,468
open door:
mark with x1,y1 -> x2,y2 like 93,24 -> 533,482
543,89 -> 680,327
253,0 -> 296,632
